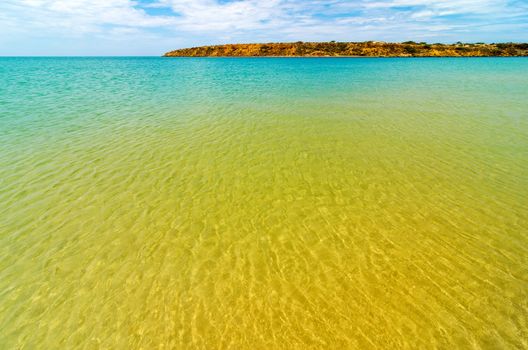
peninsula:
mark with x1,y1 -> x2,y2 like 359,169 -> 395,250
164,41 -> 528,57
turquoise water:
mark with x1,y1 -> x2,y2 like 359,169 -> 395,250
1,57 -> 527,349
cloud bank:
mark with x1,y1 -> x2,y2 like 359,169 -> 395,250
1,0 -> 527,55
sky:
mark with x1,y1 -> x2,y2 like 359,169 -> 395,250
1,0 -> 527,56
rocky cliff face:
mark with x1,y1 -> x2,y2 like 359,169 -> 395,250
164,42 -> 528,57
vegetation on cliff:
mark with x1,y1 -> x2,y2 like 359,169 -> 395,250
164,41 -> 528,57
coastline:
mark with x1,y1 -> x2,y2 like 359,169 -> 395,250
164,41 -> 528,57
163,55 -> 528,58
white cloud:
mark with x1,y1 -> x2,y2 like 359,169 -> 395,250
158,0 -> 285,31
3,0 -> 177,35
0,0 -> 527,55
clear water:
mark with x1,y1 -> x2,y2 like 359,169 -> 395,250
1,57 -> 527,349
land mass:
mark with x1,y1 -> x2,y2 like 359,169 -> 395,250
164,41 -> 528,57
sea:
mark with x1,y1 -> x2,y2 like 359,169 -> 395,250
1,57 -> 527,348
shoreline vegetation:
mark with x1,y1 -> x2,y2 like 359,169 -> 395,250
164,41 -> 528,57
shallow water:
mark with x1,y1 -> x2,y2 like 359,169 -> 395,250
0,57 -> 527,349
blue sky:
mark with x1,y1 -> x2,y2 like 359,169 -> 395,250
1,0 -> 527,55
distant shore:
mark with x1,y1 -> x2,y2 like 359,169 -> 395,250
164,41 -> 528,57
